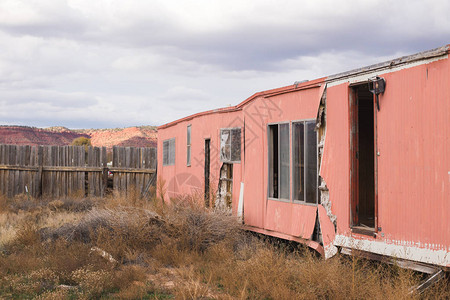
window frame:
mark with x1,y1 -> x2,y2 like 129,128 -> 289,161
220,127 -> 241,164
162,137 -> 176,166
187,125 -> 191,166
267,121 -> 291,202
291,119 -> 318,206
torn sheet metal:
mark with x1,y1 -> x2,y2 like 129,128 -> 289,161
318,204 -> 338,259
315,84 -> 327,130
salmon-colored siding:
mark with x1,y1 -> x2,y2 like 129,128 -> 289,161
158,110 -> 244,213
325,53 -> 449,266
242,85 -> 322,239
320,82 -> 351,233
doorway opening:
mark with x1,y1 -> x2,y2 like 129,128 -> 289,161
350,83 -> 376,231
216,163 -> 233,209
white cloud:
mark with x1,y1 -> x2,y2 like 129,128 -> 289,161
0,0 -> 448,128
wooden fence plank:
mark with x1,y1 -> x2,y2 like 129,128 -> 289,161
112,146 -> 118,191
8,145 -> 15,198
0,145 -> 4,196
101,147 -> 107,197
0,144 -> 156,199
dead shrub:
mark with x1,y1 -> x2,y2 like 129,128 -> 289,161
114,281 -> 150,300
71,265 -> 114,298
164,200 -> 243,253
2,190 -> 449,299
48,200 -> 64,210
104,188 -> 150,209
44,239 -> 107,283
34,288 -> 70,300
12,220 -> 41,248
173,267 -> 211,299
48,197 -> 95,212
150,242 -> 203,268
111,265 -> 148,291
0,268 -> 59,297
0,194 -> 7,211
89,207 -> 165,260
7,194 -> 43,213
0,251 -> 45,276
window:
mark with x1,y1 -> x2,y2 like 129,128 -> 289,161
292,121 -> 317,204
268,123 -> 290,200
220,128 -> 241,163
187,125 -> 191,166
163,138 -> 175,166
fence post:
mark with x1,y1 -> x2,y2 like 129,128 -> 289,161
102,147 -> 108,197
36,146 -> 43,198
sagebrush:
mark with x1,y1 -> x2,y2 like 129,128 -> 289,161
0,192 -> 448,299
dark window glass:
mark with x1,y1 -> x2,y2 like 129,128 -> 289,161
268,125 -> 278,198
187,126 -> 191,166
292,122 -> 304,201
231,129 -> 241,162
279,123 -> 290,199
163,138 -> 175,166
305,121 -> 317,203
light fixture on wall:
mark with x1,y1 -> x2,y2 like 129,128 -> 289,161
368,76 -> 386,111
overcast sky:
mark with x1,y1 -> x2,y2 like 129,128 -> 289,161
0,0 -> 448,129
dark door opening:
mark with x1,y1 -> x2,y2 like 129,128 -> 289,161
204,139 -> 211,207
217,163 -> 233,209
268,124 -> 279,198
350,83 -> 376,230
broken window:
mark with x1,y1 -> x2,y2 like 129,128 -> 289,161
163,138 -> 175,166
292,120 -> 318,204
187,125 -> 191,166
220,128 -> 241,163
268,123 -> 290,200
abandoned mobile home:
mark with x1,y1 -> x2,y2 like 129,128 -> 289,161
157,45 -> 450,272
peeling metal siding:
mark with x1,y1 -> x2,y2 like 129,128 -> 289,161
335,235 -> 450,267
318,204 -> 338,258
319,83 -> 352,233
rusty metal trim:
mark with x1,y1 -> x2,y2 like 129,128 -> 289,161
327,45 -> 449,83
340,247 -> 441,274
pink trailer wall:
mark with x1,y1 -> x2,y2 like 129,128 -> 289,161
242,82 -> 324,240
323,54 -> 450,266
157,109 -> 243,213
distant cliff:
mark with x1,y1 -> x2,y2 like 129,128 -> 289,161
0,125 -> 157,148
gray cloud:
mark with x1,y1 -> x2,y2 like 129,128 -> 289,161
0,0 -> 448,128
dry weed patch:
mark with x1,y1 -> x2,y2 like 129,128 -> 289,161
0,192 -> 448,299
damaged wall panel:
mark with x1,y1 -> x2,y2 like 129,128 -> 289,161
318,204 -> 337,259
319,83 -> 352,233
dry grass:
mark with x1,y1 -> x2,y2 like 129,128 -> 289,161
0,191 -> 448,299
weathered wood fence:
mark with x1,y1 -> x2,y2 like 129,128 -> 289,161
0,144 -> 156,199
